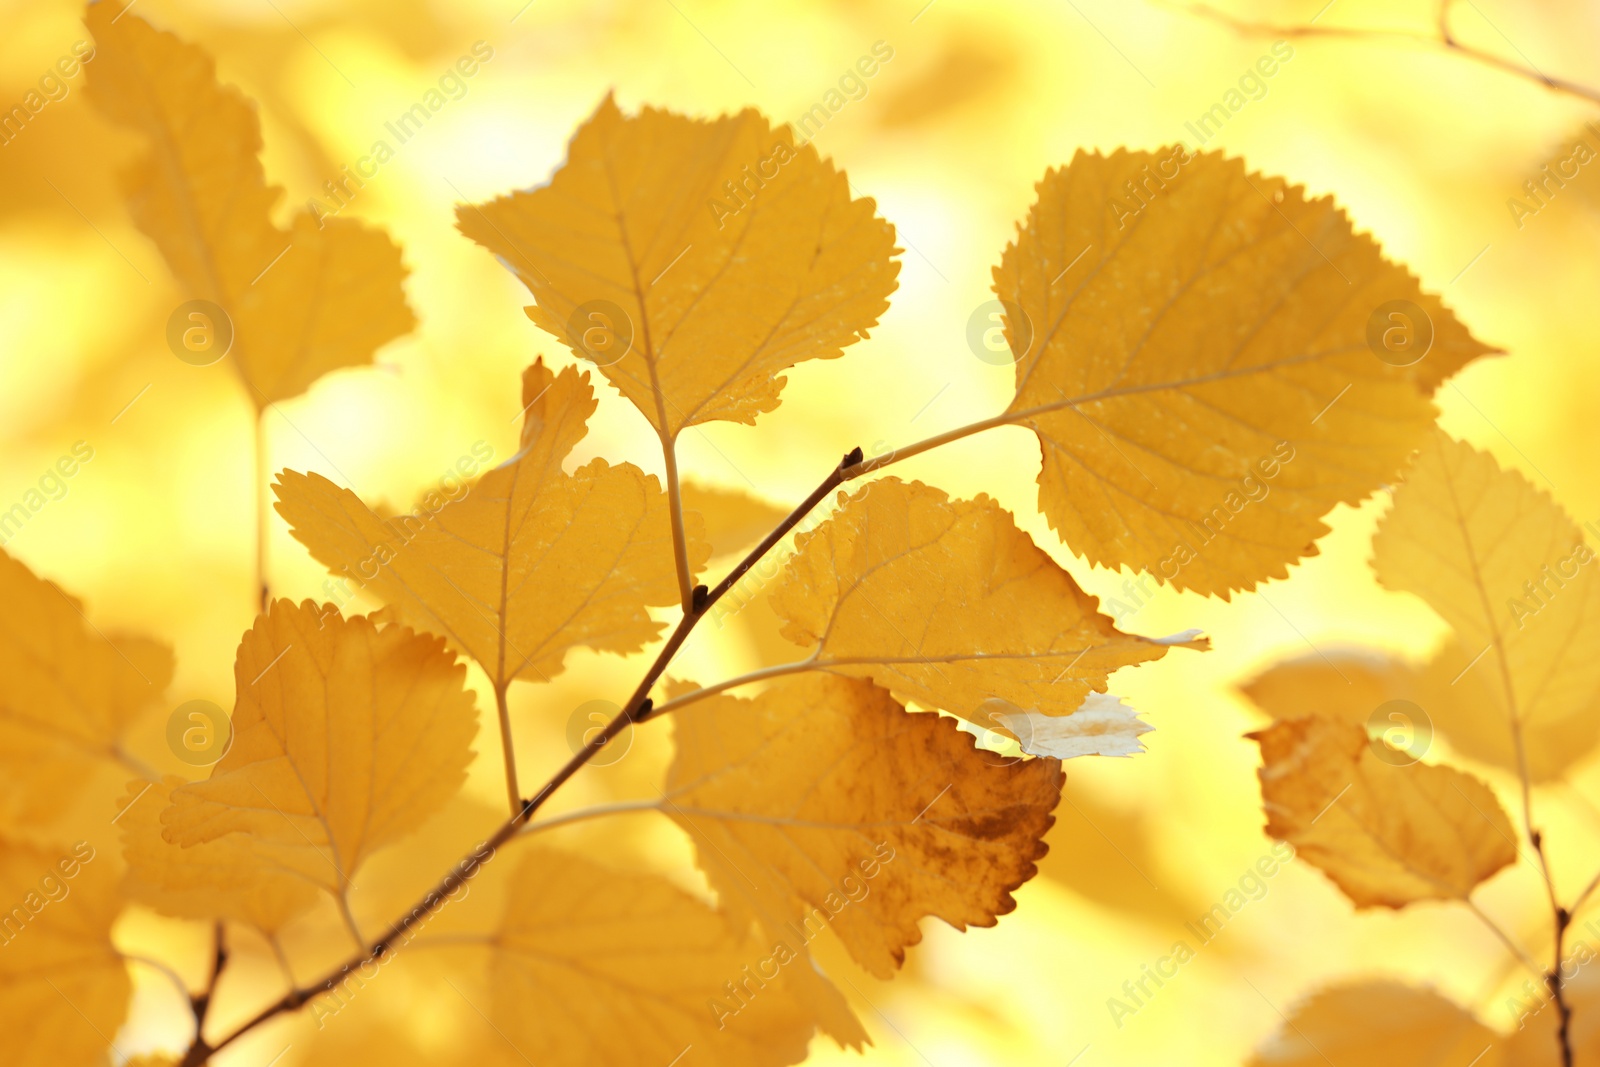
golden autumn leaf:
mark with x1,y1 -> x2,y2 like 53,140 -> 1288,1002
1248,982 -> 1503,1066
275,361 -> 706,687
1239,647 -> 1423,729
1418,638 -> 1600,782
0,549 -> 172,824
0,836 -> 130,1067
1241,641 -> 1600,782
120,776 -> 317,934
490,847 -> 816,1067
162,600 -> 477,897
682,481 -> 790,558
992,148 -> 1495,596
769,477 -> 1203,722
86,6 -> 414,407
456,95 -> 899,436
1372,429 -> 1600,779
666,674 -> 1062,982
1250,715 -> 1516,907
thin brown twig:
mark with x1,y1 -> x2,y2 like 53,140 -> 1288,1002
175,446 -> 863,1067
1151,0 -> 1600,106
187,922 -> 227,1043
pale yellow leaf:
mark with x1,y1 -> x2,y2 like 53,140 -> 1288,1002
985,691 -> 1153,758
1250,714 -> 1516,907
1419,639 -> 1600,782
491,847 -> 816,1067
86,6 -> 414,407
162,600 -> 477,895
120,776 -> 317,934
769,477 -> 1202,721
996,148 -> 1495,595
1372,430 -> 1600,779
457,96 -> 899,436
1239,647 -> 1423,729
1248,982 -> 1503,1066
1238,641 -> 1600,782
0,835 -> 130,1067
666,674 -> 1063,981
0,549 -> 172,825
275,361 -> 706,687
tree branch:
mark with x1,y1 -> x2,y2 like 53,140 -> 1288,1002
122,953 -> 195,1019
1551,902 -> 1576,1067
1152,0 -> 1600,106
518,798 -> 664,837
1463,899 -> 1542,978
187,922 -> 228,1046
646,655 -> 822,717
177,445 -> 863,1066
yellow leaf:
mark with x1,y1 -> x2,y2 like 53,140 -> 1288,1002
769,477 -> 1202,721
0,835 -> 130,1067
1242,641 -> 1600,782
682,481 -> 790,558
1249,715 -> 1516,907
995,148 -> 1495,595
120,776 -> 317,934
456,96 -> 899,436
0,549 -> 172,824
985,692 -> 1153,758
275,361 -> 706,687
86,6 -> 414,407
491,847 -> 816,1067
666,674 -> 1062,981
162,600 -> 477,896
1248,982 -> 1503,1066
1418,639 -> 1600,782
1239,647 -> 1422,729
1372,430 -> 1600,779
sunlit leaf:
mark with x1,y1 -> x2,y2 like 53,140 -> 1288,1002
667,673 -> 1062,978
0,835 -> 130,1067
120,776 -> 317,933
276,361 -> 707,687
770,477 -> 1203,721
1250,714 -> 1516,907
996,148 -> 1495,595
491,847 -> 816,1066
1248,982 -> 1503,1066
86,6 -> 414,407
0,549 -> 171,825
162,600 -> 477,896
1371,429 -> 1600,780
457,96 -> 899,436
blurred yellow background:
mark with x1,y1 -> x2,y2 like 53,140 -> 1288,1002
4,0 -> 1599,1062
